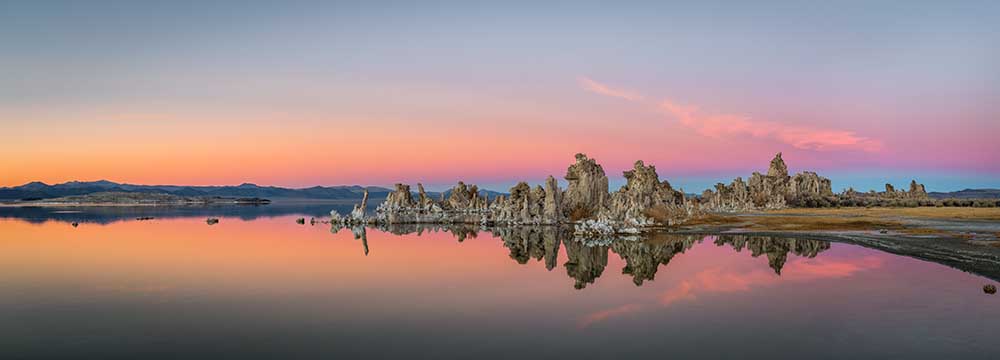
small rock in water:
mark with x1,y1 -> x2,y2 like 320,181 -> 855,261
296,218 -> 306,224
878,229 -> 888,234
985,285 -> 997,294
71,222 -> 79,227
206,218 -> 219,225
309,217 -> 316,225
135,216 -> 155,221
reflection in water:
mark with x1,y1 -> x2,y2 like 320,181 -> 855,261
351,224 -> 832,289
713,235 -> 830,275
613,234 -> 698,286
0,202 -> 373,225
3,216 -> 998,358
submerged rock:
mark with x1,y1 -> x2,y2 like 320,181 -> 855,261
985,284 -> 997,294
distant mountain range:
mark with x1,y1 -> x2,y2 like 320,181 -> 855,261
4,180 -> 993,202
0,180 -> 506,202
928,189 -> 1000,199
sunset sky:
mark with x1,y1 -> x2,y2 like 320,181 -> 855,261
2,1 -> 998,192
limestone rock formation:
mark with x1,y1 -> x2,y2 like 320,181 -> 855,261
348,188 -> 370,223
909,180 -> 928,198
840,179 -> 930,206
767,152 -> 789,178
701,152 -> 833,211
563,153 -> 609,220
417,183 -> 432,207
542,176 -> 563,224
372,153 -> 698,233
384,184 -> 416,208
604,160 -> 690,226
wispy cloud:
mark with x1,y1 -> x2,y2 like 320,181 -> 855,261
660,100 -> 883,152
578,77 -> 883,152
578,77 -> 644,102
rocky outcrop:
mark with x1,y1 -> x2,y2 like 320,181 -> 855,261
543,176 -> 563,224
701,153 -> 833,211
603,160 -> 693,226
349,188 -> 369,222
384,184 -> 416,208
909,180 -> 928,198
877,180 -> 929,199
838,179 -> 930,206
417,183 -> 432,207
369,153 -> 701,235
563,153 -> 609,220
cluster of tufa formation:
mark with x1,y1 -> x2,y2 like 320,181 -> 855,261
355,153 -> 697,236
842,180 -> 929,201
701,153 -> 834,211
333,151 -> 930,236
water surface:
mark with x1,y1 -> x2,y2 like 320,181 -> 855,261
1,208 -> 997,359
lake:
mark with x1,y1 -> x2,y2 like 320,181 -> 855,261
1,206 -> 997,359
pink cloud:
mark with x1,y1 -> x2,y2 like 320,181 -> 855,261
577,77 -> 882,153
660,100 -> 883,152
578,77 -> 644,102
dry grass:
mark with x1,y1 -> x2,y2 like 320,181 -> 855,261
643,206 -> 672,224
568,206 -> 593,222
767,207 -> 1000,221
681,213 -> 746,226
736,216 -> 901,232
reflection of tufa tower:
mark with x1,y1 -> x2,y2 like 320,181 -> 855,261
714,235 -> 830,275
612,235 -> 698,286
495,226 -> 564,270
358,224 -> 833,289
563,240 -> 609,290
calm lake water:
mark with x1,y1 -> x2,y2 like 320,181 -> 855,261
1,206 -> 997,359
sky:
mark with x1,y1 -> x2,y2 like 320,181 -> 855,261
2,0 -> 998,192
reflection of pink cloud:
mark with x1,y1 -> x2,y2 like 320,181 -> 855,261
660,256 -> 884,307
579,77 -> 644,101
783,256 -> 883,280
578,303 -> 643,329
659,280 -> 696,306
660,100 -> 883,152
